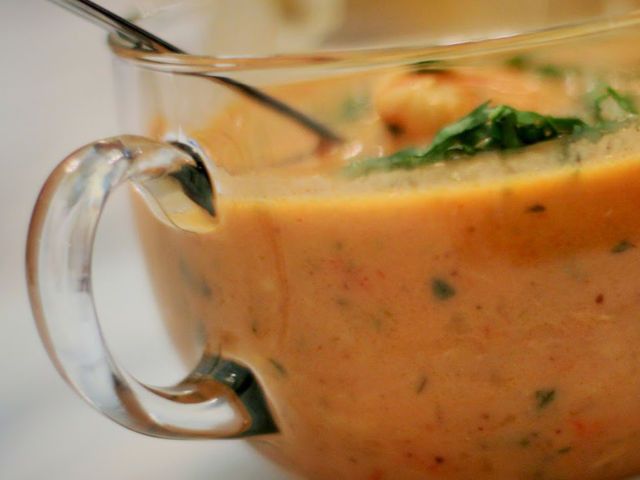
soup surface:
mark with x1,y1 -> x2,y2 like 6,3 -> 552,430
136,46 -> 640,479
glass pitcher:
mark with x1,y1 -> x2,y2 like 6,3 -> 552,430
27,1 -> 640,478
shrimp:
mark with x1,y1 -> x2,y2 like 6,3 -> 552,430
374,68 -> 575,143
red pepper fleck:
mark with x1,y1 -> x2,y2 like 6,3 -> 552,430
328,257 -> 372,291
358,275 -> 371,289
570,418 -> 604,438
368,469 -> 384,480
595,294 -> 604,304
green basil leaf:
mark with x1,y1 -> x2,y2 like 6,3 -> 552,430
345,103 -> 587,176
592,86 -> 638,123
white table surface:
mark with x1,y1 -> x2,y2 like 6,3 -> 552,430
0,1 -> 285,478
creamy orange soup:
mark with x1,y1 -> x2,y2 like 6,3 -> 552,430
136,52 -> 640,479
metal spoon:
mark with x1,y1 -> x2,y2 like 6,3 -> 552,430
49,0 -> 343,147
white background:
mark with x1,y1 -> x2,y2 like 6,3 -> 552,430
0,1 -> 285,478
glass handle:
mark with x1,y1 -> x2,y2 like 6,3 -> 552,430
26,135 -> 276,439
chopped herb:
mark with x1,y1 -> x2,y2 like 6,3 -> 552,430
370,314 -> 384,331
505,55 -> 568,78
505,55 -> 529,70
590,85 -> 638,123
432,278 -> 456,300
518,432 -> 539,447
611,239 -> 635,254
340,93 -> 369,121
269,358 -> 287,377
344,102 -> 587,176
416,375 -> 428,394
200,282 -> 212,297
557,446 -> 572,454
169,161 -> 215,216
535,389 -> 556,409
526,204 -> 547,213
536,64 -> 565,78
178,258 -> 213,297
335,297 -> 350,307
519,437 -> 531,447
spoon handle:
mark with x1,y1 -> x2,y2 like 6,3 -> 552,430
48,0 -> 343,145
49,0 -> 177,51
